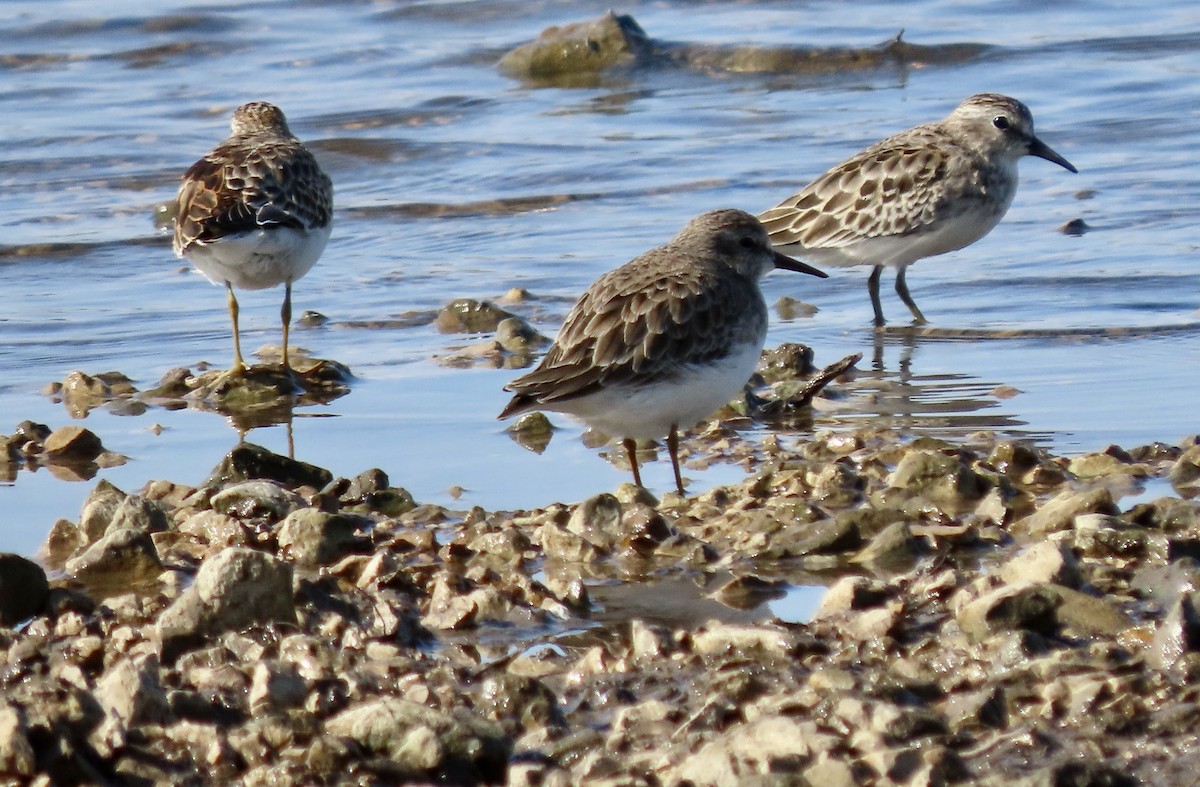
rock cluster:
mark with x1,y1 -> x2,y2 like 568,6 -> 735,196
4,425 -> 1200,783
0,420 -> 125,482
44,361 -> 352,431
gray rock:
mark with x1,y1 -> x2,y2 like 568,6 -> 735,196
690,623 -> 796,658
205,442 -> 333,490
852,521 -> 917,570
176,510 -> 245,548
802,753 -> 860,787
0,704 -> 35,776
812,576 -> 889,620
1045,584 -> 1133,637
1012,487 -> 1119,536
277,509 -> 371,567
94,654 -> 170,727
1074,513 -> 1166,561
958,582 -> 1131,642
566,493 -> 622,549
498,12 -> 650,81
325,697 -> 510,782
0,553 -> 49,626
1148,591 -> 1200,671
888,449 -> 991,508
809,462 -> 863,507
210,480 -> 304,522
107,494 -> 169,535
1168,444 -> 1200,492
998,541 -> 1082,588
768,513 -> 862,558
64,527 -> 162,586
505,412 -> 554,455
1131,559 -> 1200,607
157,547 -> 295,660
494,317 -> 549,353
957,583 -> 1062,641
248,661 -> 306,712
479,673 -> 564,734
41,517 -> 81,564
538,522 -> 603,563
671,715 -> 834,785
78,479 -> 127,544
43,425 -> 104,462
435,298 -> 518,334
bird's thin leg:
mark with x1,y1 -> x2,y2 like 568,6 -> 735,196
895,267 -> 928,325
226,281 -> 247,374
666,426 -> 685,496
623,437 -> 644,489
868,265 -> 886,328
281,281 -> 293,372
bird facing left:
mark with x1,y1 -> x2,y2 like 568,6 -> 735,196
172,101 -> 333,374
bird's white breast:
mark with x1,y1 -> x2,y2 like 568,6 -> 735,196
549,339 -> 764,440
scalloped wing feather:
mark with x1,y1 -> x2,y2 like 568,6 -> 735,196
173,138 -> 332,255
760,126 -> 962,250
500,253 -> 764,417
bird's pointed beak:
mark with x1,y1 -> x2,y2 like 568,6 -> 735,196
1028,135 -> 1077,173
773,250 -> 828,278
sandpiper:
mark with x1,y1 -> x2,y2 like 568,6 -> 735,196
759,93 -> 1076,327
498,208 -> 827,495
173,101 -> 333,373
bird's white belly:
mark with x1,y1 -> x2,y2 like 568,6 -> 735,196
185,225 -> 331,290
551,340 -> 764,440
785,202 -> 1007,270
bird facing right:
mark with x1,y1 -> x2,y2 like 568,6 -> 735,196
758,93 -> 1077,327
498,208 -> 827,496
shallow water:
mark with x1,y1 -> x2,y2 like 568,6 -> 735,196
1,0 -> 1198,562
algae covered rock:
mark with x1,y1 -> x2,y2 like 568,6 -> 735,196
499,11 -> 651,82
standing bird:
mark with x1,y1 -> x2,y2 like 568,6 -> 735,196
759,93 -> 1076,327
498,208 -> 827,495
173,101 -> 333,373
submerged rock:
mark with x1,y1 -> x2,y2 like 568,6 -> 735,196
506,412 -> 555,455
498,11 -> 651,83
499,12 -> 988,85
436,298 -> 519,334
52,358 -> 354,432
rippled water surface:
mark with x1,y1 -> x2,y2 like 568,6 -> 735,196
2,0 -> 1198,556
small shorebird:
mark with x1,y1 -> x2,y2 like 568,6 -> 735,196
498,208 -> 827,495
759,93 -> 1076,327
173,101 -> 333,373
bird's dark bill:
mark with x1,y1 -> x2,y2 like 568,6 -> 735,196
1028,136 -> 1077,173
773,251 -> 828,278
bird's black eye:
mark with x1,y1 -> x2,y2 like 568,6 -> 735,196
739,237 -> 757,250
993,115 -> 1010,131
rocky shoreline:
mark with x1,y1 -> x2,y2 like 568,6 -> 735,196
3,365 -> 1199,784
